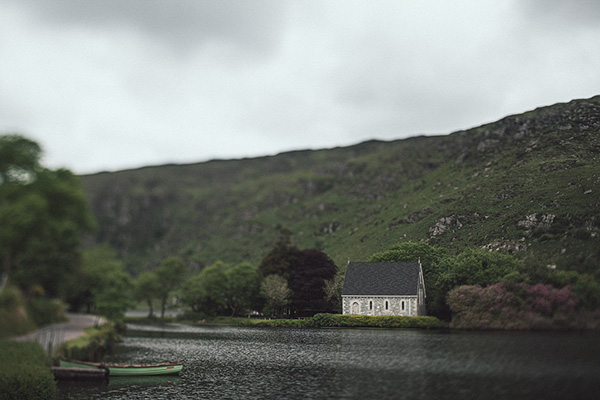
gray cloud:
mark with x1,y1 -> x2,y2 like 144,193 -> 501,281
520,0 -> 600,27
8,0 -> 288,56
1,1 -> 599,174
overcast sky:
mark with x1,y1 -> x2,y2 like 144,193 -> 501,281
1,0 -> 599,174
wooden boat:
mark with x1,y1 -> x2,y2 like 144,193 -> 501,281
59,359 -> 184,376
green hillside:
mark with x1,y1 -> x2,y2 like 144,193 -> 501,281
81,96 -> 600,276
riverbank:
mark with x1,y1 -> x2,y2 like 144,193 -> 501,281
1,314 -> 116,400
126,313 -> 447,330
88,320 -> 600,399
15,313 -> 107,351
57,322 -> 121,362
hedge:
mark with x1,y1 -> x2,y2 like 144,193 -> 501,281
237,318 -> 309,328
310,314 -> 446,329
0,341 -> 57,400
234,314 -> 446,329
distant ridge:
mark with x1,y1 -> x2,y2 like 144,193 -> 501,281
81,95 -> 600,275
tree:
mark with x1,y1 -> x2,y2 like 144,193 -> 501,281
181,274 -> 205,314
154,257 -> 188,318
288,249 -> 338,317
435,248 -> 521,319
258,231 -> 339,317
323,273 -> 344,313
573,274 -> 600,311
224,262 -> 260,317
180,261 -> 262,317
133,271 -> 161,317
0,135 -> 96,299
257,228 -> 298,279
0,134 -> 41,185
66,244 -> 132,321
436,248 -> 521,291
369,242 -> 448,277
260,274 -> 291,318
0,135 -> 43,288
95,269 -> 132,322
368,242 -> 449,318
182,261 -> 228,316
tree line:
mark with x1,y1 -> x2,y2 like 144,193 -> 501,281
2,134 -> 599,329
132,232 -> 600,324
0,135 -> 338,324
131,228 -> 338,319
368,241 -> 600,324
0,135 -> 139,328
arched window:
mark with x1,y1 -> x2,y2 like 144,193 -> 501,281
401,301 -> 405,311
369,300 -> 373,310
385,300 -> 389,310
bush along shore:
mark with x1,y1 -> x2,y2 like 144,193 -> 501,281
151,313 -> 447,329
448,282 -> 600,330
0,321 -> 120,400
309,314 -> 446,329
57,322 -> 122,362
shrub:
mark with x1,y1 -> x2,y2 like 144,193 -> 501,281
573,229 -> 591,240
0,285 -> 22,310
573,274 -> 600,311
27,298 -> 66,327
231,314 -> 446,329
0,341 -> 57,400
448,282 -> 600,330
240,319 -> 309,328
0,286 -> 36,338
311,313 -> 338,327
310,313 -> 445,329
58,323 -> 120,362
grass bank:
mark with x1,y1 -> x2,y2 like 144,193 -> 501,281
0,341 -> 57,400
156,313 -> 446,329
57,322 -> 121,362
310,314 -> 446,329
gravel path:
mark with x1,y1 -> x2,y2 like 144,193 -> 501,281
15,313 -> 106,353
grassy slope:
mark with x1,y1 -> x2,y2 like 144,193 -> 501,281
81,96 -> 600,275
0,341 -> 57,400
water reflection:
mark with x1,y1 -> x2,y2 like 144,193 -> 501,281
58,324 -> 600,399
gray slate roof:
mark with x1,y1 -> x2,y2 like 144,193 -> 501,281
342,262 -> 421,296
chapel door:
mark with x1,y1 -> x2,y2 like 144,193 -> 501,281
351,301 -> 359,314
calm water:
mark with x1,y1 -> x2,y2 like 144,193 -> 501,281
58,323 -> 600,399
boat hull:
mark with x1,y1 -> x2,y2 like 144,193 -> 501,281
59,359 -> 183,376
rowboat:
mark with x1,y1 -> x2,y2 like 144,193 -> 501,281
59,359 -> 184,376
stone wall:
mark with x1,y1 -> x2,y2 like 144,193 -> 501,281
342,296 -> 418,316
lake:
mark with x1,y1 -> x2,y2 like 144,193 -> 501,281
58,323 -> 600,399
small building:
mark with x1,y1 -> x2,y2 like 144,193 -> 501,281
341,262 -> 426,316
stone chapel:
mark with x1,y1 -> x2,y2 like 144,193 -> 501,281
341,261 -> 426,316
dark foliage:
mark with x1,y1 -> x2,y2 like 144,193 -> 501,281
448,282 -> 600,330
1,135 -> 96,301
289,249 -> 338,317
257,229 -> 297,279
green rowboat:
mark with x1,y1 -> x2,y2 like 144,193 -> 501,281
59,359 -> 183,376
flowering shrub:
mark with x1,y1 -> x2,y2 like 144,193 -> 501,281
448,282 -> 600,330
